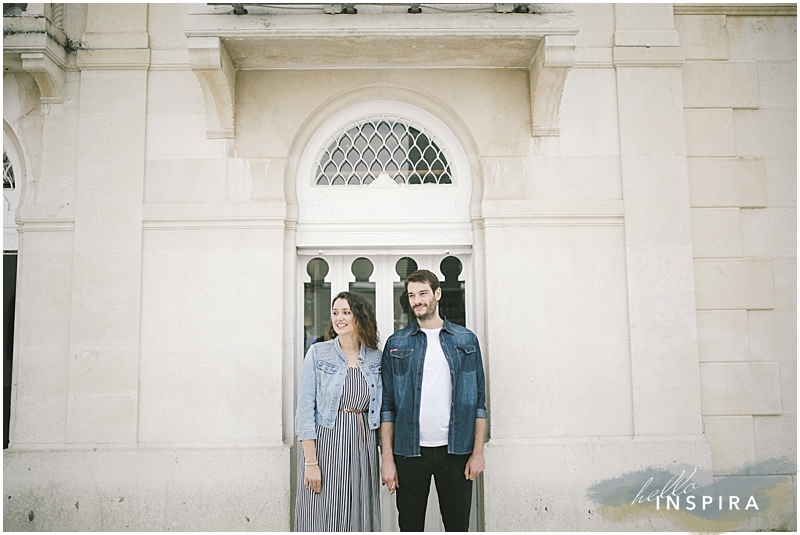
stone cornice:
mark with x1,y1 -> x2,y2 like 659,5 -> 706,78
184,11 -> 579,138
673,4 -> 797,16
3,16 -> 68,103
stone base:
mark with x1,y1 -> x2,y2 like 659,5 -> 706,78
3,444 -> 290,531
483,436 -> 796,532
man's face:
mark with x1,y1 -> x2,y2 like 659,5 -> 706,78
407,281 -> 441,322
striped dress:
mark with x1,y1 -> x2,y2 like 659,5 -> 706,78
295,366 -> 381,532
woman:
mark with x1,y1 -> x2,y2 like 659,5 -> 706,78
294,291 -> 383,532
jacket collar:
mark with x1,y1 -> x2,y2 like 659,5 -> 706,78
334,336 -> 363,363
410,317 -> 453,335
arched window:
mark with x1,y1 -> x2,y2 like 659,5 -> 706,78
3,151 -> 14,190
315,117 -> 452,186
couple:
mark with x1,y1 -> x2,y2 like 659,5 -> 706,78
294,269 -> 487,532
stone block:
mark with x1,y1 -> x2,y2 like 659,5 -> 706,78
753,415 -> 797,473
3,446 -> 291,530
777,360 -> 796,415
615,4 -> 676,30
757,61 -> 797,109
619,109 -> 686,155
617,67 -> 684,112
78,70 -> 147,114
727,16 -> 798,61
69,345 -> 139,394
702,415 -> 756,475
682,61 -> 760,109
734,109 -> 798,158
621,154 -> 690,202
18,230 -> 74,253
138,344 -> 283,443
696,310 -> 750,363
699,362 -> 782,415
690,207 -> 744,258
481,157 -> 527,201
76,158 -> 145,205
72,251 -> 142,300
73,204 -> 143,252
687,157 -> 767,208
632,385 -> 703,435
11,345 -> 70,443
85,3 -> 148,34
66,391 -> 138,443
674,15 -> 729,60
628,288 -> 698,340
147,3 -> 190,50
747,309 -> 797,363
630,338 -> 701,387
77,114 -> 146,158
684,109 -> 736,157
15,250 -> 73,302
741,207 -> 797,258
765,158 -> 797,207
70,298 -> 141,346
694,258 -> 775,310
627,245 -> 696,293
144,158 -> 228,203
573,3 -> 615,47
771,257 -> 797,310
560,68 -> 620,156
528,155 -> 621,202
146,114 -> 221,160
16,296 -> 73,347
143,226 -> 283,252
146,71 -> 205,115
624,198 -> 693,246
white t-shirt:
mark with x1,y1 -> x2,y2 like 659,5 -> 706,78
419,327 -> 452,447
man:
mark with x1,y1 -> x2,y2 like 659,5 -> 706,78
380,269 -> 487,531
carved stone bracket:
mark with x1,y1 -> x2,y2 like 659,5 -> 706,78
20,51 -> 66,103
188,36 -> 236,139
529,34 -> 576,137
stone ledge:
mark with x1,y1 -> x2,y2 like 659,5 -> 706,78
673,4 -> 797,16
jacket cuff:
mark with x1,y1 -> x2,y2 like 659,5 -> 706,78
476,409 -> 487,419
297,429 -> 318,441
380,411 -> 396,423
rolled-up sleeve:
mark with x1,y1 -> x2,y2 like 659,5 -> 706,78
475,337 -> 487,419
295,345 -> 318,440
380,343 -> 396,423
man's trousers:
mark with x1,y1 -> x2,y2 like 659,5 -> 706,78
394,446 -> 472,532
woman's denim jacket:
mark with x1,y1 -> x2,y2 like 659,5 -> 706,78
381,318 -> 487,457
295,337 -> 383,441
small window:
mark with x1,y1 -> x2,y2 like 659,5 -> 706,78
315,117 -> 452,186
3,4 -> 28,16
3,151 -> 14,189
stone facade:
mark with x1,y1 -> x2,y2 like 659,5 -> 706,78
3,3 -> 795,531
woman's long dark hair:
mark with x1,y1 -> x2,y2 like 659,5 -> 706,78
324,291 -> 380,350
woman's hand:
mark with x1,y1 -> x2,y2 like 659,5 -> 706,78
304,464 -> 322,494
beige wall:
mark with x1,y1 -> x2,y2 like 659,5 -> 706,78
3,3 -> 795,531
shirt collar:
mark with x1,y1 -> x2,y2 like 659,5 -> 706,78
410,317 -> 453,335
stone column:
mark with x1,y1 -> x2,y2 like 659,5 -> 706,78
613,4 -> 705,436
67,4 -> 149,443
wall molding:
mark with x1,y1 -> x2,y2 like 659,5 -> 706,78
673,4 -> 797,16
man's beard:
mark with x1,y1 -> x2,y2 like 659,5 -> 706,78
413,299 -> 438,322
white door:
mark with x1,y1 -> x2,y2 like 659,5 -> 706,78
297,252 -> 478,531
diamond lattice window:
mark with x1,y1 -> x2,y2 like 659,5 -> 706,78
3,151 -> 14,189
316,117 -> 452,186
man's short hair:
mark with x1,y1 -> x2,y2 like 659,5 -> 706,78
404,269 -> 440,293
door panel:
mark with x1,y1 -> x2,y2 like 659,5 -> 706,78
297,252 -> 475,531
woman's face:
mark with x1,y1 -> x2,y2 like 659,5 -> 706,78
331,298 -> 357,338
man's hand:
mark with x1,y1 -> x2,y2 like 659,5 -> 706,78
381,457 -> 400,493
464,450 -> 485,481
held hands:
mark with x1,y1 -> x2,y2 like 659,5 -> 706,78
304,463 -> 322,494
381,459 -> 399,494
464,451 -> 485,481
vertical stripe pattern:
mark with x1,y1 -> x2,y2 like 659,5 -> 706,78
295,367 -> 381,532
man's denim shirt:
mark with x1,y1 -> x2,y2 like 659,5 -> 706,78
381,318 -> 487,457
295,338 -> 383,440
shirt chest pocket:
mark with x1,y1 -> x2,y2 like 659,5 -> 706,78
456,345 -> 477,374
316,361 -> 339,375
390,348 -> 413,377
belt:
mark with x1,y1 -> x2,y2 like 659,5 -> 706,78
339,408 -> 367,443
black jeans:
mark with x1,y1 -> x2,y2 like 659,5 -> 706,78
394,446 -> 472,532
